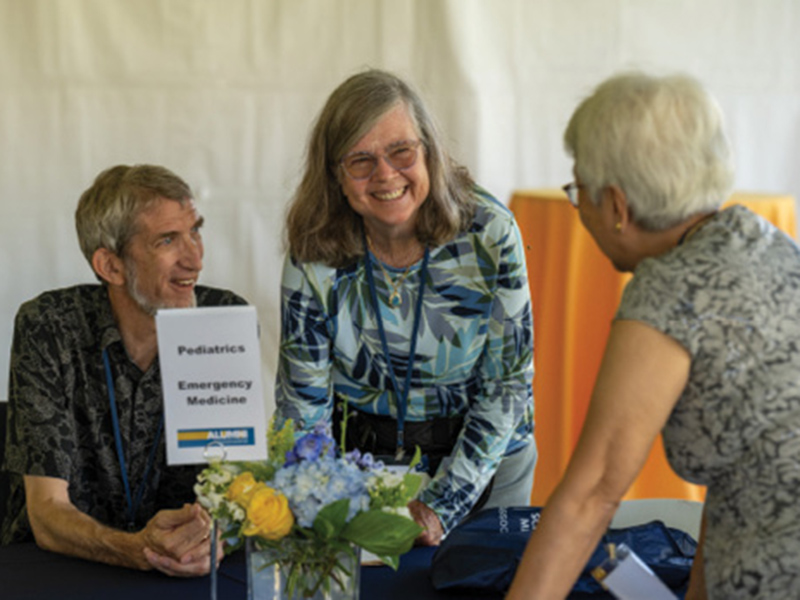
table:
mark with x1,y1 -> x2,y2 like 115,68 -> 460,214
0,543 -> 489,600
0,542 -> 613,600
510,189 -> 798,506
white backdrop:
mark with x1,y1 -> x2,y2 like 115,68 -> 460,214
2,0 -> 799,415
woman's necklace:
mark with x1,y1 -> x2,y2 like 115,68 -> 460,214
363,236 -> 431,458
677,211 -> 718,246
367,237 -> 415,307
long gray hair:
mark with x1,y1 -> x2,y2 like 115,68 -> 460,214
286,69 -> 475,268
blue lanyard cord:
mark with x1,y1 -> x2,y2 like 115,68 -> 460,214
363,242 -> 430,455
102,349 -> 165,530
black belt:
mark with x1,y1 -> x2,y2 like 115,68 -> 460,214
332,403 -> 493,513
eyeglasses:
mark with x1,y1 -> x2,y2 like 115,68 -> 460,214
340,140 -> 423,181
562,182 -> 584,207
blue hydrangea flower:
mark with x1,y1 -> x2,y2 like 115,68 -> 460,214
273,456 -> 371,527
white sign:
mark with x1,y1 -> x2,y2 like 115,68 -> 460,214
156,306 -> 267,465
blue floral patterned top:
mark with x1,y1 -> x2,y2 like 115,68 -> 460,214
276,188 -> 535,531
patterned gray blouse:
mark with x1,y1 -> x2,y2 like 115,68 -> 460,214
1,284 -> 246,544
617,205 -> 800,598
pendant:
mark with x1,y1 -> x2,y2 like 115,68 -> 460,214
389,291 -> 402,307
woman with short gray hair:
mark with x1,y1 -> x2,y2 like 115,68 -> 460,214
508,72 -> 800,599
565,72 -> 733,231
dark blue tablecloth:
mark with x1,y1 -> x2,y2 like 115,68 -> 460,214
0,543 -> 501,600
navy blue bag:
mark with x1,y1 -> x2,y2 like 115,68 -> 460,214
430,507 -> 696,598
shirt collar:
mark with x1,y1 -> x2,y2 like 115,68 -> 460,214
96,286 -> 125,353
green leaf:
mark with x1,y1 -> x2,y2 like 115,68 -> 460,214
403,473 -> 423,500
267,417 -> 297,467
375,553 -> 400,570
233,460 -> 276,482
341,510 -> 423,557
313,498 -> 350,540
408,446 -> 423,471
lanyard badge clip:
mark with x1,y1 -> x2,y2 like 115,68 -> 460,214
395,430 -> 406,462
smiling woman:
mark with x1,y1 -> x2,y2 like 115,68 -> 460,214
275,69 -> 537,547
337,104 -> 430,253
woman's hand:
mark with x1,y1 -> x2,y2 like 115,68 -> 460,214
408,500 -> 444,546
506,320 -> 691,599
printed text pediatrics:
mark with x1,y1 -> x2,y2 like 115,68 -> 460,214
177,344 -> 246,356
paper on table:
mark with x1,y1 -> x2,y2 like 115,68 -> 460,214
600,545 -> 677,600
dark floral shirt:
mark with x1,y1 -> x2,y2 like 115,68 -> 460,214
1,284 -> 246,544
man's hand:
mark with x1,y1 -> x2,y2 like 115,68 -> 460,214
23,475 -> 221,576
138,503 -> 222,577
408,499 -> 444,546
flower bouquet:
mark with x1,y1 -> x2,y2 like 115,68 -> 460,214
195,418 -> 424,599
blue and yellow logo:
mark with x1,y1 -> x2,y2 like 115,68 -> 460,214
177,427 -> 255,448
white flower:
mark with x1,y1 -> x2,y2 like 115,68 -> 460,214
375,470 -> 404,488
208,469 -> 234,485
381,505 -> 412,519
230,503 -> 245,522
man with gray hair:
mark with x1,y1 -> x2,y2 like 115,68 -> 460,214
1,165 -> 246,576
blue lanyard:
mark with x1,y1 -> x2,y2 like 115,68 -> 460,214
363,241 -> 430,458
102,348 -> 164,531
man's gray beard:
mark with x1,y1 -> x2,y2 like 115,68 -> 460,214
124,260 -> 197,317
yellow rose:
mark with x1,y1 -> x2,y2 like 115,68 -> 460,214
227,472 -> 263,507
243,486 -> 295,541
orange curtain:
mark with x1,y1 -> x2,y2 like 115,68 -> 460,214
511,189 -> 798,506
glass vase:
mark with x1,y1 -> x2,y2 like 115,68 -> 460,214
246,538 -> 361,600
